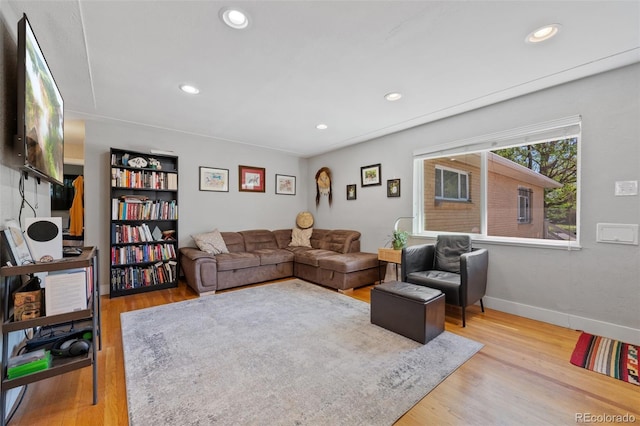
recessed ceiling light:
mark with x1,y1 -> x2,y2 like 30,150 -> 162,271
316,123 -> 328,130
525,24 -> 561,43
220,7 -> 250,29
384,92 -> 402,101
179,84 -> 200,95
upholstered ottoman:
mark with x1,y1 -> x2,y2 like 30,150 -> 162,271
370,281 -> 444,344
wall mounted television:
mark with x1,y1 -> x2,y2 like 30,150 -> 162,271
16,13 -> 64,186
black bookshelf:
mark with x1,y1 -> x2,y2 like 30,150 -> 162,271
109,148 -> 179,297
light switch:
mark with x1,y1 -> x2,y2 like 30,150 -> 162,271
596,223 -> 639,245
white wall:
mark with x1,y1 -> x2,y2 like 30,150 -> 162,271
82,120 -> 309,295
0,0 -> 53,416
307,64 -> 640,344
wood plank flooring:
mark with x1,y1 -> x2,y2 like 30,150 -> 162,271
8,280 -> 640,425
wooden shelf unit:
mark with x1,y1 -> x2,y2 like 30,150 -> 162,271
109,148 -> 179,297
0,247 -> 100,426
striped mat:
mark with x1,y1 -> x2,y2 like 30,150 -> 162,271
570,332 -> 639,386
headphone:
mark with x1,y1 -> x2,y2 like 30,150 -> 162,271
50,329 -> 92,357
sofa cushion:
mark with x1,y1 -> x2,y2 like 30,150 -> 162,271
435,235 -> 471,273
221,232 -> 246,253
273,229 -> 293,249
294,249 -> 339,267
215,252 -> 261,271
191,229 -> 229,254
289,227 -> 313,247
317,252 -> 379,273
253,248 -> 295,266
320,230 -> 361,254
310,229 -> 330,249
240,230 -> 279,251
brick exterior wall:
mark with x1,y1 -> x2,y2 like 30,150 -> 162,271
423,157 -> 547,238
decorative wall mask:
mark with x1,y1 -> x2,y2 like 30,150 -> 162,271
315,167 -> 332,206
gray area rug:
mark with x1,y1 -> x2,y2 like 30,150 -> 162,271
121,280 -> 483,425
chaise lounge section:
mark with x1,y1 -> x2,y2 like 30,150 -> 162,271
179,228 -> 384,295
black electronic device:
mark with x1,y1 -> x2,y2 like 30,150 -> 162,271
50,329 -> 92,357
26,327 -> 93,356
16,13 -> 64,186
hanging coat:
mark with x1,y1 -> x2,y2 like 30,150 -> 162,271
69,175 -> 84,237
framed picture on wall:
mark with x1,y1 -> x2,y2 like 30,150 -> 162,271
275,174 -> 296,195
199,167 -> 229,192
346,184 -> 357,200
387,179 -> 401,197
361,163 -> 382,187
239,165 -> 266,192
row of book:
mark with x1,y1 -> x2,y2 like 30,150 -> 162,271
110,243 -> 177,265
111,199 -> 178,221
111,223 -> 175,244
111,167 -> 178,190
110,261 -> 177,291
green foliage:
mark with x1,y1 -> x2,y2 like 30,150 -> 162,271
391,230 -> 409,249
493,138 -> 577,226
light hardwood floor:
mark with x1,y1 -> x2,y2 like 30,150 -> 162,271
8,280 -> 640,425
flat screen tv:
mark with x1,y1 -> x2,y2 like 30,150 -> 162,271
16,13 -> 64,186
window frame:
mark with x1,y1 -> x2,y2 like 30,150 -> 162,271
435,165 -> 470,201
517,187 -> 532,224
412,116 -> 581,249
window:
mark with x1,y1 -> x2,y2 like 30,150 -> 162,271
413,117 -> 580,246
435,166 -> 469,201
517,187 -> 532,224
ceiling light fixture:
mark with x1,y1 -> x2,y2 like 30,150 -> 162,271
526,24 -> 561,43
316,123 -> 328,130
179,84 -> 200,95
220,7 -> 250,29
384,92 -> 402,101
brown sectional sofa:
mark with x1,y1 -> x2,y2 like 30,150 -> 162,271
179,228 -> 384,295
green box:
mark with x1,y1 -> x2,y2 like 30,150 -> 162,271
7,351 -> 52,379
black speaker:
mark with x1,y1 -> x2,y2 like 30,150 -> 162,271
50,329 -> 92,357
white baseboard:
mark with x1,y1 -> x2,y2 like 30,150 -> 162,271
483,296 -> 640,346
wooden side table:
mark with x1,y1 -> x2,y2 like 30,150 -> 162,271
378,248 -> 403,282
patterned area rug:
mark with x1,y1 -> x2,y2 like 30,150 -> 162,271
121,280 -> 483,425
570,332 -> 639,386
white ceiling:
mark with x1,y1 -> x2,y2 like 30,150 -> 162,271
7,1 -> 640,157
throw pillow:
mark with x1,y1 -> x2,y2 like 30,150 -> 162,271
289,227 -> 313,248
192,229 -> 229,254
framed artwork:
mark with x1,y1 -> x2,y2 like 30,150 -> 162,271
239,165 -> 266,192
361,163 -> 382,187
346,184 -> 357,200
275,174 -> 296,195
199,167 -> 229,192
387,179 -> 401,197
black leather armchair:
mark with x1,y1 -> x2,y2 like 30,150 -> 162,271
401,235 -> 488,327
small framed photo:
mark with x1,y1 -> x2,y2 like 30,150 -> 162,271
199,167 -> 229,192
346,184 -> 357,200
361,163 -> 382,187
239,165 -> 266,192
387,179 -> 401,197
275,174 -> 296,195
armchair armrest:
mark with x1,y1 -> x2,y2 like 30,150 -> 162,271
401,244 -> 435,281
460,248 -> 488,307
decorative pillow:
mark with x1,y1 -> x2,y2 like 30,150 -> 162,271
192,229 -> 229,254
289,227 -> 313,248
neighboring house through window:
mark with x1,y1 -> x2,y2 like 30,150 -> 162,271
413,116 -> 580,246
